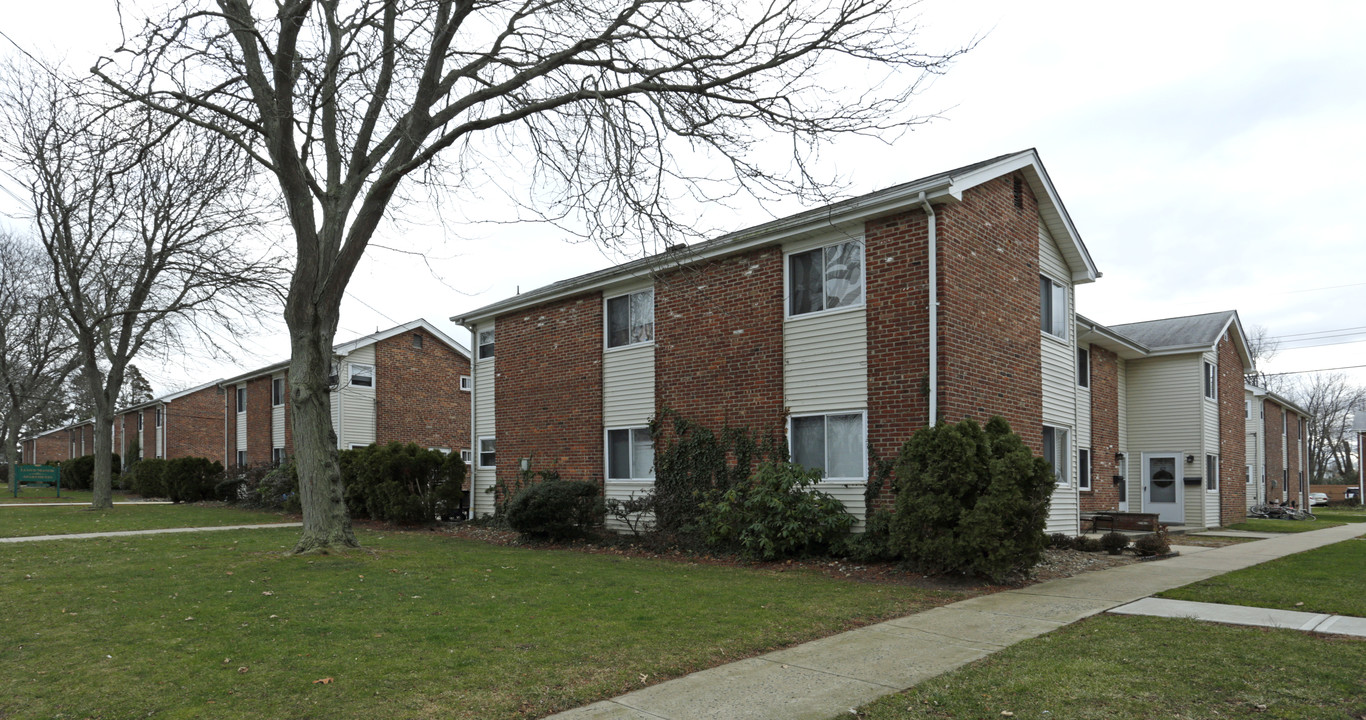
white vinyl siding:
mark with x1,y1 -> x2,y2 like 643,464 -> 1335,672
271,375 -> 286,451
781,275 -> 868,528
1244,388 -> 1263,508
1126,353 -> 1206,527
783,307 -> 867,414
602,343 -> 654,428
472,321 -> 497,519
235,384 -> 248,457
1201,351 -> 1220,527
332,345 -> 377,449
1117,359 -> 1133,507
1039,222 -> 1077,534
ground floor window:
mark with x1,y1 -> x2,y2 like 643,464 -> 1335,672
1206,454 -> 1219,491
460,449 -> 473,464
1078,448 -> 1091,491
1042,425 -> 1070,486
789,411 -> 864,481
236,449 -> 247,467
606,427 -> 654,480
478,437 -> 496,468
272,447 -> 286,466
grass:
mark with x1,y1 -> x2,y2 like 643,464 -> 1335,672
0,527 -> 966,719
0,504 -> 294,537
845,614 -> 1366,720
1160,537 -> 1366,616
1,487 -> 130,504
1226,518 -> 1343,533
1312,506 -> 1366,523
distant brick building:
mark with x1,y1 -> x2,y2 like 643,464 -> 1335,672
114,380 -> 226,464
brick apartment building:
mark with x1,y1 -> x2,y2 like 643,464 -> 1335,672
219,319 -> 473,469
1077,311 -> 1256,528
20,420 -> 94,465
113,379 -> 225,464
1244,384 -> 1310,508
454,150 -> 1107,533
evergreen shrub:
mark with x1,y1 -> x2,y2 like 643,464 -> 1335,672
59,454 -> 121,491
700,461 -> 854,560
1100,531 -> 1131,555
505,479 -> 604,539
164,457 -> 225,503
127,458 -> 168,498
340,442 -> 466,524
888,417 -> 1054,582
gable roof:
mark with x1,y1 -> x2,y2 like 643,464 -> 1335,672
218,318 -> 469,387
119,378 -> 224,414
1110,310 -> 1254,370
454,149 -> 1099,325
1245,383 -> 1311,418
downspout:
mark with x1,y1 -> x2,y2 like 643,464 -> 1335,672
917,192 -> 938,425
222,386 -> 229,469
461,321 -> 477,521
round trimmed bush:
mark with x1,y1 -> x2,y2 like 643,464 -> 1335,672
505,480 -> 604,539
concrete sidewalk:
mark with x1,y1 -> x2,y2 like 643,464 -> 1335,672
553,523 -> 1366,720
1110,597 -> 1366,637
1,501 -> 174,508
0,523 -> 302,543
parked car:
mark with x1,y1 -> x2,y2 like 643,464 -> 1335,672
1346,487 -> 1360,501
1309,492 -> 1329,506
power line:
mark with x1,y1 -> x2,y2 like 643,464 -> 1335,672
1262,363 -> 1366,377
1276,337 -> 1366,351
1269,325 -> 1366,341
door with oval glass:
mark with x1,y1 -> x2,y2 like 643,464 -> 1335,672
1142,453 -> 1183,524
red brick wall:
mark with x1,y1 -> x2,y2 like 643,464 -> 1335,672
1287,408 -> 1304,503
935,174 -> 1044,446
496,294 -> 604,490
167,385 -> 226,461
655,247 -> 786,435
375,331 -> 471,452
24,432 -> 68,464
1084,346 -> 1121,511
247,376 -> 272,467
1263,399 -> 1284,501
865,208 -> 932,486
1217,333 -> 1247,524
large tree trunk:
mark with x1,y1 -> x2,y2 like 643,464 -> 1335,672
287,305 -> 357,553
3,418 -> 21,496
89,408 -> 115,509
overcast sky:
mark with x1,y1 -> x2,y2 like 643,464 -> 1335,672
4,0 -> 1364,396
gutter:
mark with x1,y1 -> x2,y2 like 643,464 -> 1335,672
917,192 -> 939,425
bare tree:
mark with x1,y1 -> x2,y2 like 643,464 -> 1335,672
1,66 -> 284,509
1244,324 -> 1282,388
1291,373 -> 1366,484
98,0 -> 969,551
0,230 -> 80,479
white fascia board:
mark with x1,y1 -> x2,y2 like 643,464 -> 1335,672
332,318 -> 471,359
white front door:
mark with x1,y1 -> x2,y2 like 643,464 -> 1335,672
1142,453 -> 1183,524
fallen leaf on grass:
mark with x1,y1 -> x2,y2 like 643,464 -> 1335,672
237,667 -> 249,674
313,677 -> 333,685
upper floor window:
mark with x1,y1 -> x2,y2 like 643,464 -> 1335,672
350,363 -> 374,388
1245,398 -> 1251,419
478,437 -> 496,468
412,333 -> 424,349
789,240 -> 864,316
154,408 -> 163,428
137,413 -> 144,431
478,328 -> 495,359
1283,409 -> 1288,435
606,288 -> 654,348
1039,276 -> 1067,340
272,377 -> 285,406
790,412 -> 864,481
459,375 -> 472,392
236,386 -> 247,414
1077,347 -> 1090,388
1203,361 -> 1217,400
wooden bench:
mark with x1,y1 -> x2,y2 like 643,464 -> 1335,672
1082,511 -> 1160,533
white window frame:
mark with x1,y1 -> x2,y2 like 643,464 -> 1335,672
236,449 -> 247,467
477,328 -> 495,360
1203,361 -> 1217,400
459,375 -> 472,392
1078,447 -> 1091,491
236,386 -> 247,414
1206,454 -> 1219,492
1246,464 -> 1254,485
272,377 -> 285,407
349,363 -> 375,388
1245,397 -> 1251,419
604,288 -> 655,350
785,239 -> 866,319
137,413 -> 144,431
787,411 -> 867,483
605,426 -> 655,481
478,437 -> 496,469
1039,275 -> 1068,341
1283,409 -> 1288,436
1077,347 -> 1090,388
154,408 -> 163,428
272,447 -> 286,466
1042,425 -> 1071,486
460,449 -> 473,464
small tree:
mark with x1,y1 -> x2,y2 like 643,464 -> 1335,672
889,417 -> 1054,582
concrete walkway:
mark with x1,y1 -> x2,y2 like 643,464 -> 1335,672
1110,597 -> 1366,637
0,523 -> 302,543
552,523 -> 1366,720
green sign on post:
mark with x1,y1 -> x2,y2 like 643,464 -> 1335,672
13,464 -> 60,498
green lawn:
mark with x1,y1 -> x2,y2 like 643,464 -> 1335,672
844,615 -> 1366,720
1227,518 -> 1343,533
1160,537 -> 1366,616
1,487 -> 131,504
0,504 -> 294,537
1313,506 -> 1366,523
0,527 -> 967,719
